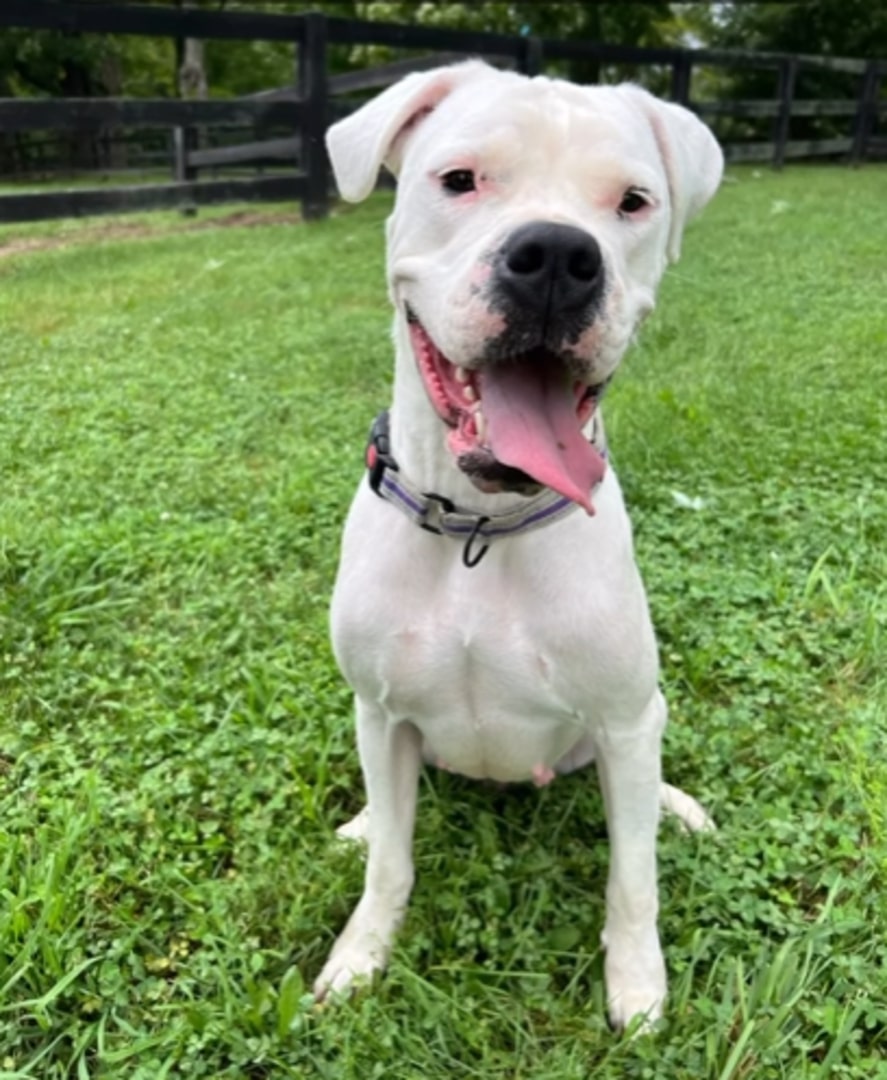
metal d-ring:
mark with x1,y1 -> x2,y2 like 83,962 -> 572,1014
462,516 -> 491,568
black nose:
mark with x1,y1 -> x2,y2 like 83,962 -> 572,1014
498,222 -> 604,318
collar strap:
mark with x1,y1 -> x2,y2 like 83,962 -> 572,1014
365,410 -> 607,568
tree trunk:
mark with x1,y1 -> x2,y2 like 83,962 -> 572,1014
179,37 -> 208,100
61,49 -> 96,174
177,31 -> 208,186
0,71 -> 19,176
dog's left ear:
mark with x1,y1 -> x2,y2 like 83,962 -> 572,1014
621,87 -> 724,263
326,60 -> 491,203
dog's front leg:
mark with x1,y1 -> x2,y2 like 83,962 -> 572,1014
595,690 -> 668,1031
314,699 -> 422,999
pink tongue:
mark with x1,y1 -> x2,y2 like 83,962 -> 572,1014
478,360 -> 606,514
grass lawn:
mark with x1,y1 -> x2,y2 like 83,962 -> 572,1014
0,164 -> 885,1078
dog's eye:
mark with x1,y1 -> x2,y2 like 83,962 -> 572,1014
441,169 -> 477,195
618,189 -> 649,215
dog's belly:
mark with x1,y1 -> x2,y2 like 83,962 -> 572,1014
421,713 -> 583,784
393,645 -> 585,782
344,616 -> 602,783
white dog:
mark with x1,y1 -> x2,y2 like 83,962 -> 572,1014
315,60 -> 723,1030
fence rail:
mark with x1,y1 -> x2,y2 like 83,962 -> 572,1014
0,175 -> 304,224
0,98 -> 302,131
0,1 -> 884,225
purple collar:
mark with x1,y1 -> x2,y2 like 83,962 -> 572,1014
364,410 -> 607,568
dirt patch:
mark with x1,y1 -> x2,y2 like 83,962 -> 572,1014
0,236 -> 60,258
0,209 -> 303,261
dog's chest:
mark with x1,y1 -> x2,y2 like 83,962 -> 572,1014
333,573 -> 594,782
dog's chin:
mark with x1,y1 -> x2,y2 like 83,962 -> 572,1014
455,449 -> 544,497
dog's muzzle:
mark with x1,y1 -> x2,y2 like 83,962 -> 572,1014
406,221 -> 609,514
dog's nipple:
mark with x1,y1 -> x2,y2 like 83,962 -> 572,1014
531,763 -> 556,787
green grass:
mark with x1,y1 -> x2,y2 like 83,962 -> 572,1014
0,164 -> 885,1078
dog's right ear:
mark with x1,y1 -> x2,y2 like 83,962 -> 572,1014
326,61 -> 489,203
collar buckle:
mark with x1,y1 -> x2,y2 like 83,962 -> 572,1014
366,410 -> 397,495
419,491 -> 456,534
421,495 -> 490,566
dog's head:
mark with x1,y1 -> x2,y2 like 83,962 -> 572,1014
327,61 -> 722,511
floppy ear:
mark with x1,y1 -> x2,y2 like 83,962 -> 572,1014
326,60 -> 491,203
623,87 -> 723,263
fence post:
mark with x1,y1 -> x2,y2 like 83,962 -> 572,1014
850,59 -> 880,166
771,57 -> 797,170
518,36 -> 544,77
670,52 -> 692,107
173,125 -> 197,183
298,11 -> 329,220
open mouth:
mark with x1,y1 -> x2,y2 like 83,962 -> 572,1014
406,306 -> 606,512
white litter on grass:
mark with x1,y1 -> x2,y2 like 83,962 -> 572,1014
204,258 -> 225,271
671,490 -> 706,511
771,200 -> 790,215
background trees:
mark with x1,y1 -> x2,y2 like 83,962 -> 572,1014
0,2 -> 883,176
2,2 -> 882,103
681,1 -> 887,141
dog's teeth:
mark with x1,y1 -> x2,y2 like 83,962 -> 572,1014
455,366 -> 469,383
475,407 -> 488,444
463,385 -> 477,403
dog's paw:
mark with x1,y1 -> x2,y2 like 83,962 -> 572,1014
603,928 -> 666,1033
607,983 -> 665,1035
335,806 -> 369,845
659,782 -> 716,833
313,895 -> 398,1002
313,932 -> 388,1001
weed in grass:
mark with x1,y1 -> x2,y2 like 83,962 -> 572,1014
0,166 -> 885,1077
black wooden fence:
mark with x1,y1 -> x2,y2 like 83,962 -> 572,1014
0,0 -> 884,225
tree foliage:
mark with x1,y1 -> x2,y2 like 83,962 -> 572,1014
0,29 -> 174,98
682,0 -> 887,61
0,2 -> 682,102
680,2 -> 886,143
1,2 -> 881,175
3,1 -> 883,105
